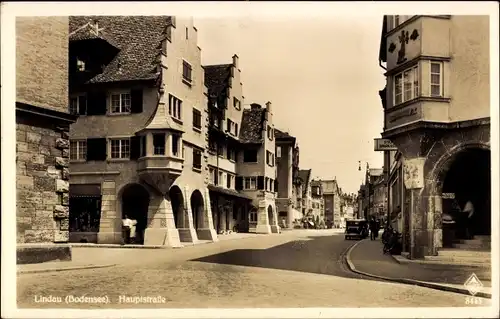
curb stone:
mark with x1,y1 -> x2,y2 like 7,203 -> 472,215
345,239 -> 492,299
17,263 -> 117,275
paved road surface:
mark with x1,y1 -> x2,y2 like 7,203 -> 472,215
17,229 -> 490,308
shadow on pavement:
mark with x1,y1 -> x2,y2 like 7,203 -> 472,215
191,235 -> 377,281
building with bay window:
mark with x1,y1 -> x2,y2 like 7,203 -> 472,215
68,16 -> 216,246
379,15 -> 491,259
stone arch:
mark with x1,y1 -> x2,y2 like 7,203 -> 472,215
268,205 -> 275,225
119,183 -> 150,244
427,142 -> 491,238
190,190 -> 205,229
168,185 -> 185,228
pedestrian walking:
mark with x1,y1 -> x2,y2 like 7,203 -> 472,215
462,199 -> 475,239
369,217 -> 377,240
129,218 -> 138,244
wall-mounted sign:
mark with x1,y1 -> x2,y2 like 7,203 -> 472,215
374,138 -> 398,151
386,104 -> 422,130
442,193 -> 455,199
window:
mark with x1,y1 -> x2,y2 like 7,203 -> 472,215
265,177 -> 269,191
266,151 -> 274,166
243,150 -> 258,162
226,119 -> 238,136
227,174 -> 233,189
153,133 -> 165,155
76,58 -> 85,72
182,60 -> 192,84
233,97 -> 241,110
227,146 -> 236,161
430,62 -> 443,97
193,109 -> 202,131
211,113 -> 221,128
249,211 -> 258,222
218,171 -> 224,187
69,95 -> 86,115
193,149 -> 202,170
110,93 -> 131,113
168,94 -> 182,121
393,65 -> 418,105
217,144 -> 224,157
110,138 -> 130,159
209,168 -> 216,184
70,140 -> 87,160
393,15 -> 412,29
244,177 -> 257,190
276,146 -> 282,158
208,139 -> 217,153
172,135 -> 179,157
267,125 -> 274,140
270,179 -> 274,192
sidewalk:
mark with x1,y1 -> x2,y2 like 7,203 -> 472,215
346,239 -> 492,298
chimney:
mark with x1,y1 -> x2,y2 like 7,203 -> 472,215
265,101 -> 272,113
250,103 -> 261,110
232,54 -> 239,68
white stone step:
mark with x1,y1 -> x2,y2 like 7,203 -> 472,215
425,255 -> 491,265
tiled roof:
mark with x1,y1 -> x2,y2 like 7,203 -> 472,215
69,16 -> 171,84
69,22 -> 120,49
275,128 -> 296,141
203,64 -> 232,98
239,107 -> 266,143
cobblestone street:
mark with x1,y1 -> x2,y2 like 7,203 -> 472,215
17,230 -> 490,308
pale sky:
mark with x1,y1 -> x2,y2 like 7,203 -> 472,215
196,16 -> 386,194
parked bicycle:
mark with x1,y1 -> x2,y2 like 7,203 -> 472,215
383,229 -> 402,255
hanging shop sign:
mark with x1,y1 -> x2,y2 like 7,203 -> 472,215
374,138 -> 398,151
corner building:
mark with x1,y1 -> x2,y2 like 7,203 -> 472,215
379,15 -> 490,258
68,16 -> 216,246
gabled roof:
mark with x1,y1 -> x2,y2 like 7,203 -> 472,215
275,128 -> 296,144
69,22 -> 120,49
310,180 -> 321,187
69,16 -> 172,84
203,64 -> 232,98
239,107 -> 266,144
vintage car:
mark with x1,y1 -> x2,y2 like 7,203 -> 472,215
344,219 -> 369,240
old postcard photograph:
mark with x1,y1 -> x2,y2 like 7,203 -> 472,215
1,1 -> 499,318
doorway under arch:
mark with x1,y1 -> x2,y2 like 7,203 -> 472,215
121,183 -> 150,244
441,148 -> 491,237
169,185 -> 184,228
190,190 -> 204,229
268,205 -> 275,226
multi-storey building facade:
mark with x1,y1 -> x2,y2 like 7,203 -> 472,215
16,17 -> 76,244
68,16 -> 217,247
275,128 -> 301,228
237,103 -> 279,233
379,15 -> 490,258
321,179 -> 341,227
310,180 -> 325,221
204,55 -> 254,234
298,169 -> 312,218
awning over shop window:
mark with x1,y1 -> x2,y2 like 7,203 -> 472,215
69,184 -> 102,197
207,185 -> 253,201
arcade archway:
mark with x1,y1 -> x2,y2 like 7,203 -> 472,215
169,185 -> 184,228
121,183 -> 150,244
268,205 -> 275,226
190,190 -> 204,229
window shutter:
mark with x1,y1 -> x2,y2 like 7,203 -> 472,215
274,180 -> 279,193
78,95 -> 87,115
257,176 -> 264,190
235,176 -> 243,191
235,123 -> 238,136
226,119 -> 231,132
86,138 -> 107,161
130,136 -> 141,160
130,89 -> 143,113
87,92 -> 107,116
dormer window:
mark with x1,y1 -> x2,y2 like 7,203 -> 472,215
110,92 -> 131,114
76,58 -> 86,72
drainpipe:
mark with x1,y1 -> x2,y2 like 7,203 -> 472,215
379,59 -> 387,71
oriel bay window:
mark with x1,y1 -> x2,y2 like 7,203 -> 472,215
171,134 -> 180,157
109,138 -> 130,159
153,133 -> 166,155
393,65 -> 419,105
70,140 -> 87,161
